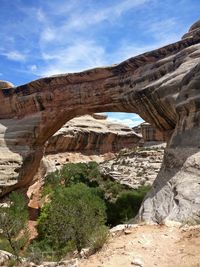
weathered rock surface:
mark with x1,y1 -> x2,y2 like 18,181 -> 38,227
133,122 -> 168,142
100,143 -> 165,189
0,20 -> 200,223
46,115 -> 141,155
0,80 -> 14,89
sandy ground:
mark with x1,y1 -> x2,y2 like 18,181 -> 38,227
78,224 -> 200,267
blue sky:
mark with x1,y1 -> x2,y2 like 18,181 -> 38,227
0,0 -> 199,127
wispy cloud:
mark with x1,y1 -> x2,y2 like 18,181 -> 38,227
0,0 -> 199,84
107,113 -> 144,127
142,17 -> 185,44
34,4 -> 186,77
28,65 -> 37,72
1,50 -> 27,62
37,40 -> 106,76
64,0 -> 149,30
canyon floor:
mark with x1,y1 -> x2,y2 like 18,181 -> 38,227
78,224 -> 200,267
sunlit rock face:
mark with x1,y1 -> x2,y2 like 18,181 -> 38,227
46,115 -> 141,155
0,80 -> 14,89
182,19 -> 200,39
0,21 -> 200,224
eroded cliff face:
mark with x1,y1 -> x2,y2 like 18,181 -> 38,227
133,122 -> 168,142
46,114 -> 141,155
0,21 -> 200,223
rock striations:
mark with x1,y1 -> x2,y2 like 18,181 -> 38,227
133,122 -> 168,142
0,21 -> 200,223
46,114 -> 141,155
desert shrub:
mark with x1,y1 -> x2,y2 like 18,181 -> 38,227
36,183 -> 108,255
42,163 -> 151,227
103,181 -> 125,199
88,225 -> 109,252
0,192 -> 29,259
5,258 -> 19,267
106,186 -> 150,225
43,162 -> 101,196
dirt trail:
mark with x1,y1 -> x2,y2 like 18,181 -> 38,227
79,224 -> 200,267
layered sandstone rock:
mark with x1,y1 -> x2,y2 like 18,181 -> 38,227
0,20 -> 200,224
46,115 -> 141,155
100,144 -> 165,189
139,122 -> 167,142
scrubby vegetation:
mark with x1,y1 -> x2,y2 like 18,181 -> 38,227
0,162 -> 150,262
42,162 -> 150,226
35,183 -> 107,255
0,192 -> 29,260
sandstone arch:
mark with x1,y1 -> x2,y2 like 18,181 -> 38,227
0,21 -> 200,223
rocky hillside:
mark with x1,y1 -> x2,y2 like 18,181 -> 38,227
100,143 -> 165,189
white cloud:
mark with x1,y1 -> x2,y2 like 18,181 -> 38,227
37,35 -> 171,77
36,15 -> 184,78
29,65 -> 37,72
69,0 -> 149,29
37,40 -> 106,76
38,0 -> 149,45
1,50 -> 27,62
41,27 -> 56,42
108,117 -> 144,127
1,1 -> 188,84
141,17 -> 185,44
107,112 -> 144,127
103,0 -> 149,18
36,8 -> 46,22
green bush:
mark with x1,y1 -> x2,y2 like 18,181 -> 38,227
106,186 -> 150,225
42,162 -> 150,227
0,192 -> 29,259
37,183 -> 108,255
43,162 -> 101,196
88,225 -> 109,252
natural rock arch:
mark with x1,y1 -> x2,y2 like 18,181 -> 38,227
0,21 -> 200,223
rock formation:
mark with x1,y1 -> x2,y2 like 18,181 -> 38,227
100,144 -> 165,189
134,122 -> 168,142
46,114 -> 141,155
0,20 -> 200,223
